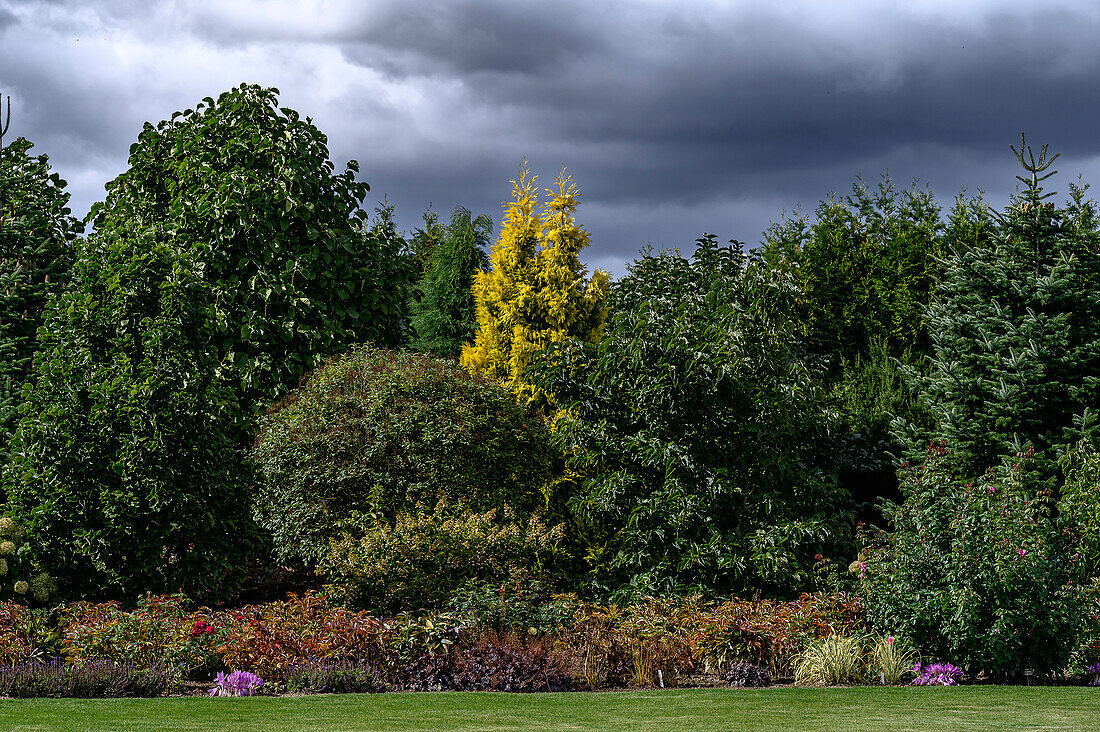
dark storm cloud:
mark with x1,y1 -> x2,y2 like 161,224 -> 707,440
2,0 -> 1100,273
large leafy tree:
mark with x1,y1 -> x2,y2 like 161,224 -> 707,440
897,138 -> 1100,483
86,83 -> 398,417
0,131 -> 81,459
3,231 -> 255,601
529,236 -> 849,597
410,206 -> 491,359
461,164 -> 609,410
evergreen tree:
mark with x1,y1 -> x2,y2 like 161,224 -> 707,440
461,163 -> 609,409
0,98 -> 82,460
359,202 -> 417,349
758,177 -> 962,514
410,206 -> 491,359
408,205 -> 446,275
897,137 -> 1100,482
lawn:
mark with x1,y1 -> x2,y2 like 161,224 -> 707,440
0,687 -> 1096,732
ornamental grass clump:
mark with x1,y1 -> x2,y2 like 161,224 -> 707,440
793,634 -> 866,686
870,635 -> 919,685
209,670 -> 263,697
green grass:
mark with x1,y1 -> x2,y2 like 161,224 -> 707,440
0,687 -> 1096,731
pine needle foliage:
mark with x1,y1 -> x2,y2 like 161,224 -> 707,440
461,163 -> 609,410
896,136 -> 1100,481
410,206 -> 491,359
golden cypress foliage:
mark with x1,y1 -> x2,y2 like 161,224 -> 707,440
462,162 -> 609,410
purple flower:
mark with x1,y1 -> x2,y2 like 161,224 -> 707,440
911,662 -> 962,686
209,670 -> 264,697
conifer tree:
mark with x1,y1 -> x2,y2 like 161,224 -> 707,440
461,163 -> 609,409
897,136 -> 1100,482
410,206 -> 491,359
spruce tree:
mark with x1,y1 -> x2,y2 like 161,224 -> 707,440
897,136 -> 1100,481
461,164 -> 609,409
410,206 -> 490,359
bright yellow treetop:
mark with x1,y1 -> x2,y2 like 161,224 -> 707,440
462,163 -> 609,410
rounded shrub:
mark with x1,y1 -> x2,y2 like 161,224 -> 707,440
862,443 -> 1084,679
251,345 -> 556,567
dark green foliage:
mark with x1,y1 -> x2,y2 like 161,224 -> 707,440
251,345 -> 556,567
1060,437 -> 1100,580
3,231 -> 256,601
359,202 -> 418,349
862,443 -> 1084,679
86,83 -> 397,418
759,178 -> 956,513
410,206 -> 491,358
761,177 -> 947,369
0,137 -> 81,458
529,235 -> 849,597
896,139 -> 1100,481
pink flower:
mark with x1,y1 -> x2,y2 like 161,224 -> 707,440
1017,549 -> 1028,557
886,636 -> 895,646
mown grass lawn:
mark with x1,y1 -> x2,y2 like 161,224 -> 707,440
1,687 -> 1096,732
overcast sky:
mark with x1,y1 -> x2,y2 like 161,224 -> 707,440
3,0 -> 1100,276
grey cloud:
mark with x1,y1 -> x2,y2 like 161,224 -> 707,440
4,0 -> 1100,275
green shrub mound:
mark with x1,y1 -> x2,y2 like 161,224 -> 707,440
252,345 -> 557,593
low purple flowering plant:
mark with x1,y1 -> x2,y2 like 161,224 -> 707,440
1087,662 -> 1100,686
208,670 -> 264,697
911,662 -> 962,686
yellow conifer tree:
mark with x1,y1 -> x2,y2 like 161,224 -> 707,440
462,163 -> 609,410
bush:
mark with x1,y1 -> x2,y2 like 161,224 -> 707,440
449,632 -> 574,692
448,576 -> 577,635
59,594 -> 221,678
321,503 -> 565,613
0,601 -> 34,665
285,660 -> 386,694
0,511 -> 57,606
0,659 -> 178,698
862,443 -> 1084,679
388,633 -> 574,693
3,233 -> 255,601
529,235 -> 849,597
725,661 -> 771,688
693,592 -> 866,678
793,635 -> 866,686
252,344 -> 556,568
214,593 -> 386,682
